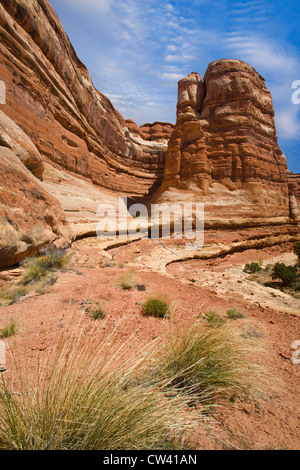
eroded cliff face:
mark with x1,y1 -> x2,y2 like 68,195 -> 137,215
0,0 -> 169,197
0,110 -> 70,268
0,0 -> 299,269
152,60 -> 295,228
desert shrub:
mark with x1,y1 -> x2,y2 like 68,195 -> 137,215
142,297 -> 170,318
21,246 -> 69,285
116,269 -> 139,290
271,263 -> 299,287
241,324 -> 263,340
294,242 -> 300,263
0,287 -> 27,307
0,321 -> 191,450
291,279 -> 300,292
204,310 -> 226,328
0,318 -> 19,338
244,261 -> 263,274
158,321 -> 253,402
85,301 -> 107,320
226,308 -> 246,320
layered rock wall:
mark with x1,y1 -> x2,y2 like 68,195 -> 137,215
0,0 -> 168,197
0,110 -> 70,268
154,60 -> 294,228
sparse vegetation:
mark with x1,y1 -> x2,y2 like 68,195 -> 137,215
0,287 -> 27,307
241,324 -> 263,340
226,308 -> 246,320
244,260 -> 263,274
21,246 -> 69,285
142,297 -> 170,318
204,310 -> 226,328
0,309 -> 259,450
158,320 -> 253,403
245,257 -> 300,297
86,301 -> 108,320
0,318 -> 19,338
294,242 -> 300,264
271,263 -> 299,287
117,269 -> 140,290
0,321 -> 192,450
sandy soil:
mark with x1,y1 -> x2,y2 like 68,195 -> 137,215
0,237 -> 299,450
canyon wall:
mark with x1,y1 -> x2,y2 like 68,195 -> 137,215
152,61 -> 297,228
0,0 -> 169,197
0,0 -> 299,268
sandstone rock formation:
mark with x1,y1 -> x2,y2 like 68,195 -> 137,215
0,0 -> 299,269
288,171 -> 300,222
0,0 -> 168,198
152,60 -> 295,229
0,111 -> 70,268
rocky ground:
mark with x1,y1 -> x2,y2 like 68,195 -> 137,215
0,238 -> 299,450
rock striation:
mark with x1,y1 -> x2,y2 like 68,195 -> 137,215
0,110 -> 70,268
0,0 -> 168,197
0,1 -> 299,269
152,61 -> 295,228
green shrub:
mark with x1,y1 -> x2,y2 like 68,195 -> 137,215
294,242 -> 300,263
271,263 -> 299,287
204,310 -> 226,328
226,308 -> 246,320
142,298 -> 170,318
244,261 -> 263,274
21,246 -> 69,285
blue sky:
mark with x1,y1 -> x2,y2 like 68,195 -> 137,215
49,0 -> 300,172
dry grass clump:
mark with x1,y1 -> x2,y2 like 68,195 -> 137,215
0,313 -> 259,450
157,320 -> 254,403
204,310 -> 226,328
226,308 -> 247,320
85,301 -> 108,320
116,269 -> 140,290
0,287 -> 27,307
0,318 -> 19,338
0,319 -> 192,450
21,246 -> 69,286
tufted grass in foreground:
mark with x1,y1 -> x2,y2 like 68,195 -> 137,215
0,315 -> 259,450
156,320 -> 255,403
0,319 -> 192,450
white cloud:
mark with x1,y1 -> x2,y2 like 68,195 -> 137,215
160,72 -> 184,81
51,0 -> 300,152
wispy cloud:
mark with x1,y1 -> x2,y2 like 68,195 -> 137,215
50,0 -> 300,170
